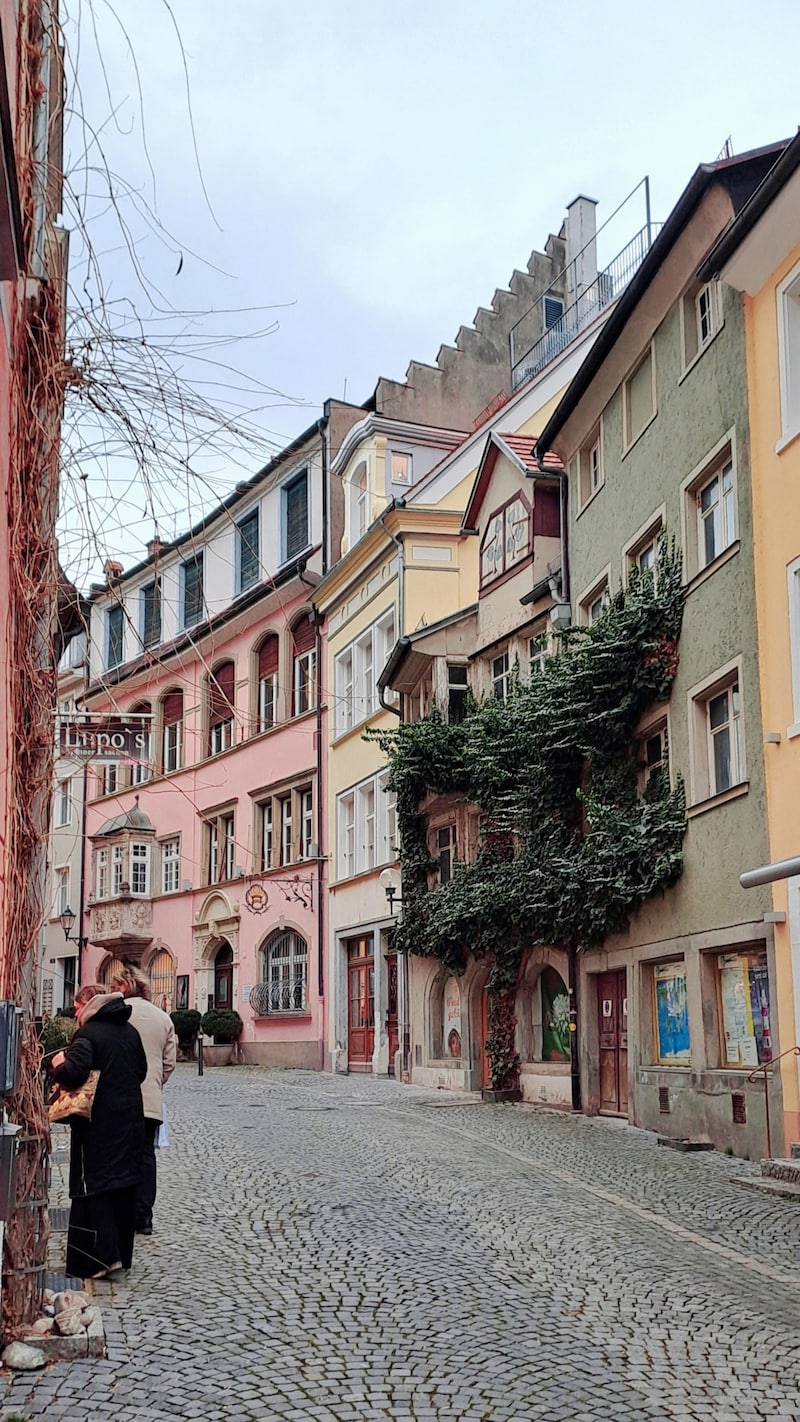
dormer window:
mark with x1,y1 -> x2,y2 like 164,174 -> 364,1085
390,451 -> 412,484
355,463 -> 368,539
479,495 -> 531,588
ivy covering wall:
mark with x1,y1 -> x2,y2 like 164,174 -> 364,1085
369,546 -> 687,1090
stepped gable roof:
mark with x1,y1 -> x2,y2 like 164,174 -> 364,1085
95,803 -> 155,837
462,430 -> 564,533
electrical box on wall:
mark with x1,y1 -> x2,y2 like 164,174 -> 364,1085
0,1003 -> 23,1096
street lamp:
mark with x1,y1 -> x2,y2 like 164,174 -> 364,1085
379,867 -> 403,915
59,906 -> 88,949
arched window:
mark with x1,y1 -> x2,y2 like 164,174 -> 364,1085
292,617 -> 316,717
149,947 -> 176,1012
131,701 -> 152,785
259,930 -> 307,1014
161,689 -> 183,773
99,954 -> 126,987
208,661 -> 235,756
256,634 -> 279,732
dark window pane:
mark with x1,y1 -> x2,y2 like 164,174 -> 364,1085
107,604 -> 124,668
285,473 -> 309,560
182,554 -> 203,627
142,581 -> 161,647
237,510 -> 259,592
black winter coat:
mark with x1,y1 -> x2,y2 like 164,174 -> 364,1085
52,997 -> 147,1198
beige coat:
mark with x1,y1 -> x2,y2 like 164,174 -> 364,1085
126,997 -> 177,1122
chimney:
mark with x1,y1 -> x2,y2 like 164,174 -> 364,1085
104,559 -> 123,583
565,195 -> 598,307
147,538 -> 161,560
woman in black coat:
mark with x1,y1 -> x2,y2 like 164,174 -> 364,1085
51,983 -> 147,1279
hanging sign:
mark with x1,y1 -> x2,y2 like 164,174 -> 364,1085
244,883 -> 269,914
59,716 -> 152,763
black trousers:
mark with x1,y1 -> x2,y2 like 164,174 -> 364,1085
136,1118 -> 159,1230
65,1186 -> 138,1277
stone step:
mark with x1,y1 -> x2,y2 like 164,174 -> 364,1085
739,1175 -> 800,1203
761,1157 -> 800,1185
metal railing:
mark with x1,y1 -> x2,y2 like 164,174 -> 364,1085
249,975 -> 307,1017
511,223 -> 663,391
747,1044 -> 800,1159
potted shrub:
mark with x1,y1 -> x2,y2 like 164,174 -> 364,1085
170,1009 -> 202,1061
199,1008 -> 242,1067
39,1015 -> 78,1086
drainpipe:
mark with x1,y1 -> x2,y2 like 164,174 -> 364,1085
300,568 -> 326,1021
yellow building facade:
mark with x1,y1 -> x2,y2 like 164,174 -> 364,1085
707,133 -> 800,1149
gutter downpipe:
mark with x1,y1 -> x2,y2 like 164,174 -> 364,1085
533,447 -> 580,1109
378,503 -> 408,1078
301,565 -> 326,1023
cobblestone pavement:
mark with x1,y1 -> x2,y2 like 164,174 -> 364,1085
4,1067 -> 800,1421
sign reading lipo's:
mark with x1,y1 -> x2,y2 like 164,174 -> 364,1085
59,717 -> 152,763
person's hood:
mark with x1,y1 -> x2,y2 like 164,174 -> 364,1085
78,992 -> 132,1026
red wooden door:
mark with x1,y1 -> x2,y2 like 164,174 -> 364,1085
598,970 -> 628,1115
386,954 -> 399,1076
347,936 -> 375,1071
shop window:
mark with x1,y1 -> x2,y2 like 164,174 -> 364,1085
716,949 -> 773,1068
653,962 -> 690,1065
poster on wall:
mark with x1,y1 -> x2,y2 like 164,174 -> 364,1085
654,963 -> 691,1063
719,952 -> 771,1066
540,967 -> 571,1062
443,978 -> 462,1057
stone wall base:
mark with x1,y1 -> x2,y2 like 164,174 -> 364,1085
240,1038 -> 324,1071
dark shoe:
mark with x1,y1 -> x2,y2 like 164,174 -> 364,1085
136,1225 -> 153,1236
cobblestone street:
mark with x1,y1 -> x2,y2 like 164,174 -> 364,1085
4,1066 -> 800,1421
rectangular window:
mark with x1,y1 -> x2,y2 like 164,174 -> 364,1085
362,783 -> 376,871
131,727 -> 151,786
697,460 -> 735,570
338,792 -> 355,879
237,508 -> 260,593
379,772 -> 397,862
208,814 -> 234,884
161,838 -> 180,895
437,824 -> 457,885
653,962 -> 690,1064
102,763 -> 119,796
284,470 -> 309,561
258,802 -> 274,873
638,719 -> 667,793
141,580 -> 161,648
301,789 -> 314,860
130,842 -> 150,897
447,664 -> 469,723
529,636 -> 548,676
163,720 -> 182,773
294,648 -> 316,717
279,796 -> 293,867
335,649 -> 354,736
222,814 -> 235,880
56,778 -> 71,827
181,552 -> 204,628
390,451 -> 412,484
54,867 -> 70,917
683,281 -> 720,368
112,844 -> 124,896
579,577 -> 610,625
788,557 -> 800,727
492,651 -> 510,702
106,604 -> 124,669
210,720 -> 233,756
543,294 -> 564,330
717,949 -> 772,1067
778,262 -> 800,444
360,632 -> 375,718
258,673 -> 277,732
707,681 -> 743,796
95,850 -> 108,901
623,346 -> 655,450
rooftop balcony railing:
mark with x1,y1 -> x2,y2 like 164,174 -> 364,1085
511,223 -> 663,391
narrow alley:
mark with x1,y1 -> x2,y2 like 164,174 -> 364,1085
4,1067 -> 800,1421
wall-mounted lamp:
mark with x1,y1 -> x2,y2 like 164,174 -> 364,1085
59,906 -> 88,950
379,867 -> 403,915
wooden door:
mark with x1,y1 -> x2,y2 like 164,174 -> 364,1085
214,943 -> 233,1009
386,954 -> 399,1076
597,970 -> 628,1116
479,986 -> 492,1088
347,936 -> 375,1071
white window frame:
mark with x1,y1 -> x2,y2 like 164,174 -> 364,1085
680,430 -> 738,585
258,670 -> 278,733
210,718 -> 234,757
56,777 -> 71,828
130,842 -> 150,897
622,343 -> 657,454
687,658 -> 747,811
180,552 -> 204,629
300,788 -> 314,860
338,791 -> 355,880
335,647 -> 355,737
636,709 -> 671,795
492,650 -> 510,702
131,725 -> 151,785
112,843 -> 124,896
378,771 -> 397,862
777,257 -> 800,449
95,850 -> 108,901
163,718 -> 182,774
261,930 -> 308,1014
207,812 -> 235,885
576,566 -> 612,626
621,506 -> 666,586
390,451 -> 412,485
787,555 -> 800,736
436,823 -> 457,884
361,782 -> 376,871
161,838 -> 180,895
259,801 -> 274,872
102,762 -> 119,796
279,795 -> 293,867
293,647 -> 316,717
53,865 -> 70,918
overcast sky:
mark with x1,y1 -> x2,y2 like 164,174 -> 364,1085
61,0 -> 799,579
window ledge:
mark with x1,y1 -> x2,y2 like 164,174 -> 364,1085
678,321 -> 726,385
251,1011 -> 312,1022
685,539 -> 740,595
776,425 -> 800,456
687,780 -> 749,819
574,482 -> 604,520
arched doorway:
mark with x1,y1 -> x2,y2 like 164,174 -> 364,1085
214,943 -> 233,1009
149,947 -> 176,1012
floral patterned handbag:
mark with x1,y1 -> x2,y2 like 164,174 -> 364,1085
48,1071 -> 100,1124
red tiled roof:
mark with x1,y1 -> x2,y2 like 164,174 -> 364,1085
496,432 -> 564,475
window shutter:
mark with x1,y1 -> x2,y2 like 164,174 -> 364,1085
210,662 -> 235,726
163,690 -> 183,725
533,486 -> 561,538
292,616 -> 315,655
285,474 -> 309,559
258,635 -> 279,678
238,511 -> 259,591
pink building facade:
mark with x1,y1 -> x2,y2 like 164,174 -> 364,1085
79,405 -> 361,1067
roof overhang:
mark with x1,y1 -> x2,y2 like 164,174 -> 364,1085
700,130 -> 800,294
